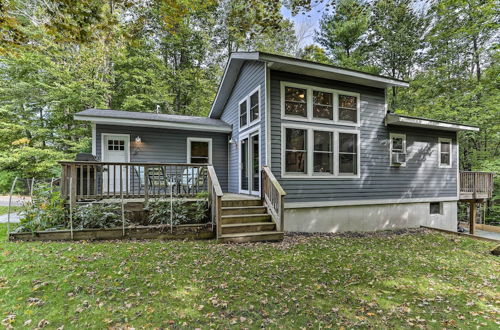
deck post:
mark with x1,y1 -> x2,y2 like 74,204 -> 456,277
144,165 -> 149,203
469,201 -> 476,235
70,164 -> 77,209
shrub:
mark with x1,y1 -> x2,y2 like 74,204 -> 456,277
17,183 -> 66,233
73,203 -> 125,229
145,199 -> 208,225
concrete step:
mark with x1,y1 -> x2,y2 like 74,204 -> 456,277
221,206 -> 267,216
219,231 -> 284,243
222,199 -> 262,208
221,214 -> 272,224
221,222 -> 276,234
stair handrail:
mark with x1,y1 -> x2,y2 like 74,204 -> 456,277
207,165 -> 223,239
261,166 -> 286,232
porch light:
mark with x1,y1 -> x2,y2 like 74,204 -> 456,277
135,136 -> 142,143
229,137 -> 236,144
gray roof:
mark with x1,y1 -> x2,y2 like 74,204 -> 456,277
75,108 -> 232,132
386,113 -> 479,132
209,51 -> 410,119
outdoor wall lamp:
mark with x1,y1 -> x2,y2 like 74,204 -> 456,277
135,136 -> 142,143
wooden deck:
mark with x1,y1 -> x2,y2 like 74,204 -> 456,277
459,171 -> 494,201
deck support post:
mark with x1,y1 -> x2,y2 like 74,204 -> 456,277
469,201 -> 476,235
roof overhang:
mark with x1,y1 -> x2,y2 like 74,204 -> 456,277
209,52 -> 409,118
385,113 -> 479,132
75,115 -> 232,133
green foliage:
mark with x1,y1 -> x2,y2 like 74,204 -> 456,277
0,147 -> 67,179
145,199 -> 208,225
17,183 -> 66,233
0,170 -> 17,194
73,203 -> 124,229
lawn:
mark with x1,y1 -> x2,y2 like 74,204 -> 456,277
0,226 -> 498,329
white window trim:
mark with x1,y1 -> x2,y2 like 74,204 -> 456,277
281,123 -> 360,179
438,137 -> 452,168
238,126 -> 261,195
389,133 -> 407,167
238,85 -> 261,131
280,81 -> 360,127
187,137 -> 212,164
101,133 -> 131,162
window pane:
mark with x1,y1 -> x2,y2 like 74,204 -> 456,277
240,102 -> 247,126
430,202 -> 441,214
312,91 -> 333,120
339,95 -> 357,109
314,153 -> 332,173
392,137 -> 403,151
285,87 -> 307,117
339,133 -> 356,153
313,91 -> 332,106
441,153 -> 450,165
441,141 -> 450,153
339,108 -> 357,122
339,95 -> 357,123
191,141 -> 208,157
314,131 -> 332,152
250,91 -> 259,121
286,128 -> 306,150
339,154 -> 357,174
191,157 -> 208,164
286,151 -> 306,173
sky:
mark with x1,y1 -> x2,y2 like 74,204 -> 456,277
280,2 -> 332,48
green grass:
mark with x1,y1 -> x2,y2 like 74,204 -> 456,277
0,206 -> 20,215
0,226 -> 498,328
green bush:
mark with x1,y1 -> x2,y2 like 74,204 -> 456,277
17,183 -> 66,233
73,203 -> 125,229
145,199 -> 208,225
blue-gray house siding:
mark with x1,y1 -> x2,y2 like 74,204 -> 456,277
219,61 -> 266,193
269,70 -> 458,203
95,124 -> 229,192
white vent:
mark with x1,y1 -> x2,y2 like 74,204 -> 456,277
392,152 -> 406,164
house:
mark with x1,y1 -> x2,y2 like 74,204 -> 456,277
72,51 -> 483,241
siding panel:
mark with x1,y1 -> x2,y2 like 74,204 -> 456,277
270,70 -> 457,203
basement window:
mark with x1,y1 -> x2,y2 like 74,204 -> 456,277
429,202 -> 442,215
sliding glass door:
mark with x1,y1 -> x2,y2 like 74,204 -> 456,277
240,132 -> 260,195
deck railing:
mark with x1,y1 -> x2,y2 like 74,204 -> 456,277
60,161 -> 209,204
459,171 -> 494,200
207,165 -> 223,238
261,166 -> 287,232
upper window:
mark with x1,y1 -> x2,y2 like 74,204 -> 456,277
390,133 -> 407,166
282,126 -> 359,178
438,138 -> 452,168
313,91 -> 333,120
187,138 -> 212,164
281,82 -> 360,125
338,95 -> 358,123
285,128 -> 307,173
239,86 -> 260,129
285,87 -> 307,117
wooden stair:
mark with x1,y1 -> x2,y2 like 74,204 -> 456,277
218,199 -> 284,243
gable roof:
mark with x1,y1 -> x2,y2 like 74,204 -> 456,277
385,113 -> 479,132
209,51 -> 410,118
75,108 -> 232,133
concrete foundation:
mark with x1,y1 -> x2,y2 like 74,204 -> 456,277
284,201 -> 457,233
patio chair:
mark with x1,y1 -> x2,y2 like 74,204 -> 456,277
180,167 -> 206,195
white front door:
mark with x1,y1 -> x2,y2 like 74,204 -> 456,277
239,131 -> 260,195
102,134 -> 129,194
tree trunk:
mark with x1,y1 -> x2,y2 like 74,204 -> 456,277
472,37 -> 481,82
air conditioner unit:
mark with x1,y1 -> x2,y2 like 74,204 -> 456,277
392,152 -> 406,164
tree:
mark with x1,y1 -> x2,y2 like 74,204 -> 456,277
315,0 -> 370,69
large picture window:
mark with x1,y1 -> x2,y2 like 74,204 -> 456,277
239,86 -> 260,129
338,133 -> 358,175
285,128 -> 307,173
282,125 -> 359,178
281,82 -> 360,125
